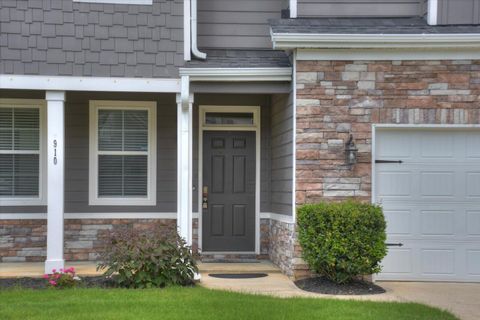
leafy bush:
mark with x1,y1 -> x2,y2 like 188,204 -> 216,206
43,267 -> 81,289
97,224 -> 198,288
297,201 -> 387,284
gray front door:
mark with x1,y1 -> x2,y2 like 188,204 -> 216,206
202,131 -> 256,252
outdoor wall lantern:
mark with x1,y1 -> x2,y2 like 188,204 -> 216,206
345,134 -> 358,166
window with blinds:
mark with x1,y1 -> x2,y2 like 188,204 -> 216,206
0,105 -> 42,200
89,101 -> 156,206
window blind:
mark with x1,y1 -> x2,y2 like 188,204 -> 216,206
0,107 -> 40,197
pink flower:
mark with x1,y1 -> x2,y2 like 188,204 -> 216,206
59,268 -> 63,272
52,269 -> 56,273
42,274 -> 49,279
49,280 -> 57,286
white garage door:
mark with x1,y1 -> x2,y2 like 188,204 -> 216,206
375,128 -> 480,282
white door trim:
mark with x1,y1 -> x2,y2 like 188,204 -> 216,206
198,105 -> 261,254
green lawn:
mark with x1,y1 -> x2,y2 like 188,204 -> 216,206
0,287 -> 457,320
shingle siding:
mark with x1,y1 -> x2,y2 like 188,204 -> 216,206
0,0 -> 184,78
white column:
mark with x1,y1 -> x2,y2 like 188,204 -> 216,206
176,91 -> 194,245
45,91 -> 66,274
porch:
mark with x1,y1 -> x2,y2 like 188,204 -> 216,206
0,83 -> 296,274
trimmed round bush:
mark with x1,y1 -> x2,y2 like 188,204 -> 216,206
297,201 -> 387,284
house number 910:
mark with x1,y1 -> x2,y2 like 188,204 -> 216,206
53,140 -> 57,165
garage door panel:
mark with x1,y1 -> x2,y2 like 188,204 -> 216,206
420,133 -> 454,159
467,250 -> 480,276
420,210 -> 455,236
376,128 -> 480,282
466,172 -> 480,197
467,211 -> 480,236
421,249 -> 455,275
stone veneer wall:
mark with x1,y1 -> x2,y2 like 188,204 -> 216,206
296,59 -> 480,204
0,219 -> 176,262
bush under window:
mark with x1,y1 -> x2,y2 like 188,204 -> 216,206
297,201 -> 387,284
97,224 -> 198,288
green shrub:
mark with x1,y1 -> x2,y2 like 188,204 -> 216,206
297,201 -> 387,284
97,224 -> 198,288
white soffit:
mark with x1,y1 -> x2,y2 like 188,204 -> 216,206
179,68 -> 292,82
0,75 -> 181,93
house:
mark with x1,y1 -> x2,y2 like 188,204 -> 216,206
0,0 -> 479,282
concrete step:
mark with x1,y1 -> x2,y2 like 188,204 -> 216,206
198,261 -> 281,274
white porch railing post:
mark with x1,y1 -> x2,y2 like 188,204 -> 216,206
176,86 -> 193,245
45,91 -> 66,274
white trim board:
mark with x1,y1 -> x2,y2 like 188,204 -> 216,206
289,0 -> 297,18
0,212 -> 200,220
198,105 -> 262,254
179,68 -> 292,82
297,48 -> 480,61
0,75 -> 181,93
260,212 -> 295,224
272,33 -> 480,49
428,0 -> 438,26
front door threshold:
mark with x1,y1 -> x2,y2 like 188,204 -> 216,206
200,252 -> 267,264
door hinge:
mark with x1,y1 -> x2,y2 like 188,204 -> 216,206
386,243 -> 404,247
375,160 -> 403,164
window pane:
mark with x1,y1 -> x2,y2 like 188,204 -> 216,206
0,154 -> 39,197
124,110 -> 148,151
205,112 -> 254,125
0,108 -> 13,150
98,155 -> 148,197
14,108 -> 39,151
98,110 -> 123,151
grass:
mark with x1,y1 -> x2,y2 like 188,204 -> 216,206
0,286 -> 457,320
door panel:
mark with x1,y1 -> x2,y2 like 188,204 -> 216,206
202,131 -> 256,252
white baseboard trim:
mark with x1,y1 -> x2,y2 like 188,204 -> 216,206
0,212 -> 200,220
260,212 -> 295,224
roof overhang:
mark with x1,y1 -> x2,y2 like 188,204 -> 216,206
179,67 -> 292,82
271,32 -> 480,49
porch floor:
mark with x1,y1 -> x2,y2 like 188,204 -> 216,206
0,260 -> 280,278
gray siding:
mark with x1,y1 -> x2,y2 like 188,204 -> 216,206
0,0 -> 184,78
270,93 -> 293,216
197,0 -> 283,49
438,0 -> 480,25
65,92 -> 177,213
297,0 -> 424,17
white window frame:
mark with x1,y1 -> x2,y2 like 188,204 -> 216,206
0,99 -> 47,206
73,0 -> 152,4
89,100 -> 157,206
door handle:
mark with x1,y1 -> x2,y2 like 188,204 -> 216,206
202,186 -> 208,209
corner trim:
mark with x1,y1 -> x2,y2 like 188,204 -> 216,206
0,75 -> 181,93
179,68 -> 292,82
272,33 -> 480,49
427,0 -> 438,26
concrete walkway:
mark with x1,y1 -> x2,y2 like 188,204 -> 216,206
1,261 -> 479,320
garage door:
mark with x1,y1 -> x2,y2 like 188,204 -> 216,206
375,128 -> 480,282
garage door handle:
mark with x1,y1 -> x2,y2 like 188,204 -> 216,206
386,243 -> 404,247
375,160 -> 403,164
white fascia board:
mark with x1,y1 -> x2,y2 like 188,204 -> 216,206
0,75 -> 181,93
179,68 -> 292,82
272,33 -> 480,49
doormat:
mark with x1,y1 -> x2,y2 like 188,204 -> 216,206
208,273 -> 268,279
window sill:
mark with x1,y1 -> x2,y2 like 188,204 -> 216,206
73,0 -> 152,5
89,197 -> 156,206
0,198 -> 47,206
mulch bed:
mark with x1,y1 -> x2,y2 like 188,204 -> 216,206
0,276 -> 115,290
294,277 -> 386,296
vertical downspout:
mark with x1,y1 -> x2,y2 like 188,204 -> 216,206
191,0 -> 207,59
184,0 -> 191,61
